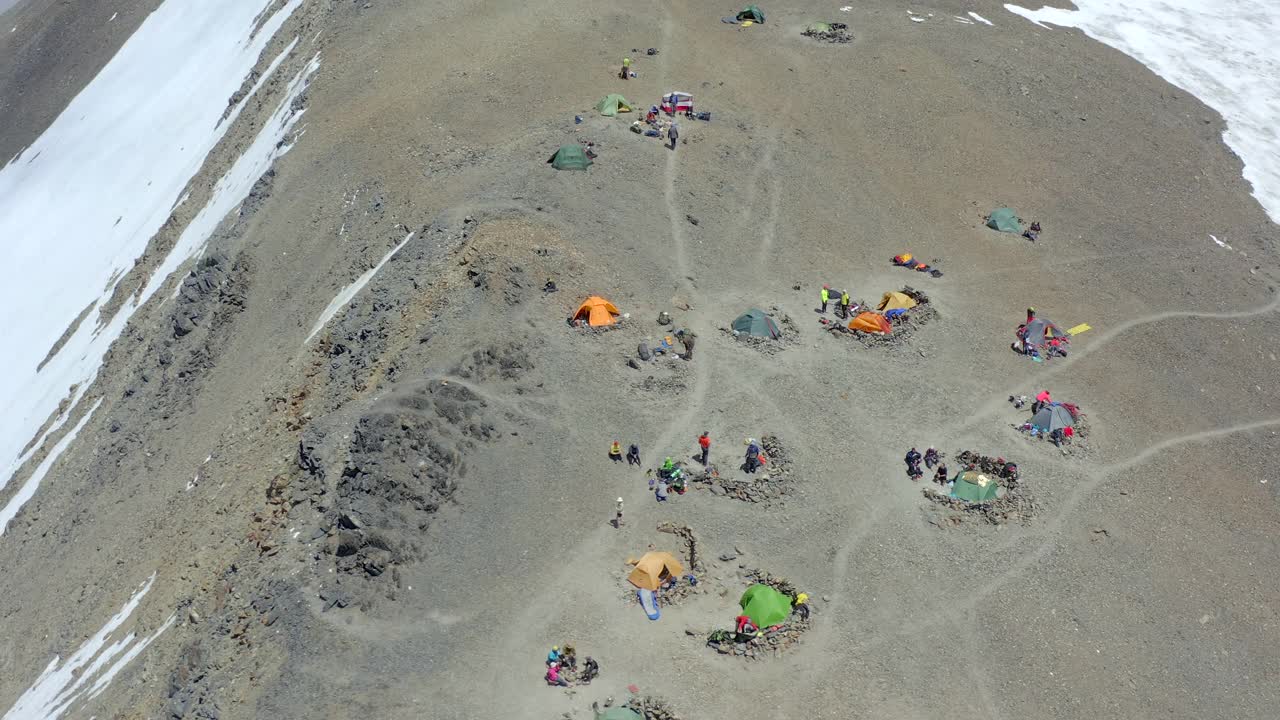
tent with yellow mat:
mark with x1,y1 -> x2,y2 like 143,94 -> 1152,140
849,312 -> 892,335
628,551 -> 685,590
877,291 -> 918,311
572,296 -> 621,327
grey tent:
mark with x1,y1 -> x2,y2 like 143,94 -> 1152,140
1031,403 -> 1074,432
732,308 -> 782,339
1019,317 -> 1063,349
986,208 -> 1022,234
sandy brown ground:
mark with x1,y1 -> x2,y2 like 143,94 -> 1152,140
1,1 -> 1278,719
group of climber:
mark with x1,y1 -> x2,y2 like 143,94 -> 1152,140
544,644 -> 600,687
818,284 -> 854,319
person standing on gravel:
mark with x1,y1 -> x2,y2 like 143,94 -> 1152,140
668,121 -> 679,151
839,290 -> 851,319
627,443 -> 642,466
614,497 -> 624,528
609,441 -> 623,463
745,439 -> 762,474
698,432 -> 711,466
820,284 -> 830,313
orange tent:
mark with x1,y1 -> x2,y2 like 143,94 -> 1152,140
627,551 -> 685,590
572,296 -> 621,327
849,312 -> 892,335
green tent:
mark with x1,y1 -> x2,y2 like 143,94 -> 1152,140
806,22 -> 831,32
732,308 -> 782,339
736,5 -> 766,23
595,94 -> 632,117
595,709 -> 641,720
739,583 -> 791,627
950,470 -> 1000,502
986,208 -> 1023,234
548,144 -> 592,171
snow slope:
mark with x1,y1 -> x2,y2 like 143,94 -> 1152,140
0,0 -> 304,494
1005,1 -> 1280,224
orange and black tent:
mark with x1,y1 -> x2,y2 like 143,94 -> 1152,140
849,312 -> 892,335
572,296 -> 620,327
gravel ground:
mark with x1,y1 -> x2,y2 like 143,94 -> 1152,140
0,1 -> 1277,719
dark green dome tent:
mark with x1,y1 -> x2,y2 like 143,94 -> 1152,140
548,144 -> 592,171
731,308 -> 781,339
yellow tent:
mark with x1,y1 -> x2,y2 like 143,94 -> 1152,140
877,291 -> 918,311
627,551 -> 685,590
572,296 -> 621,327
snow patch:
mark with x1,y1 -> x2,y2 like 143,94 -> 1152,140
969,12 -> 994,25
0,398 -> 101,536
2,573 -> 173,720
1005,1 -> 1280,223
306,232 -> 416,343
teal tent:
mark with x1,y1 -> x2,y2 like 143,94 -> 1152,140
736,5 -> 766,22
548,144 -> 592,171
595,94 -> 632,117
986,208 -> 1023,234
739,584 -> 791,627
732,308 -> 782,339
951,470 -> 999,502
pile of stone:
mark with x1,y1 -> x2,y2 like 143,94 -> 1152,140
622,695 -> 683,720
658,522 -> 703,571
744,568 -> 801,597
922,449 -> 1037,525
802,22 -> 853,43
705,616 -> 813,660
689,434 -> 795,504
